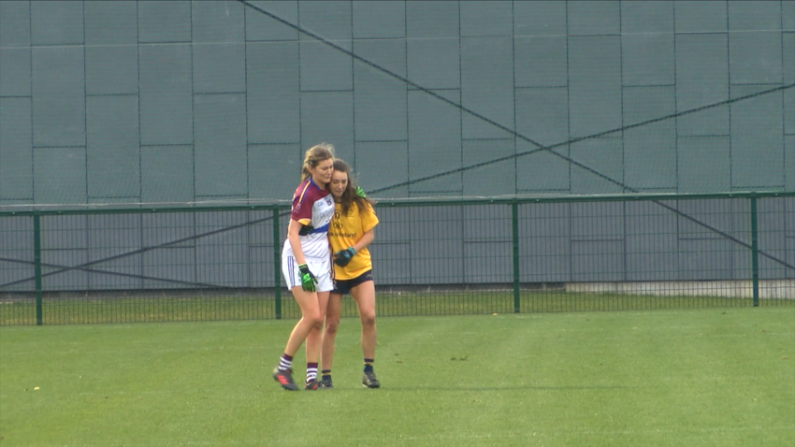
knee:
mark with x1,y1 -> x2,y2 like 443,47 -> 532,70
312,317 -> 325,331
325,318 -> 339,335
360,312 -> 376,329
305,311 -> 324,329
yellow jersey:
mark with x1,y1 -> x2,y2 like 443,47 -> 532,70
328,201 -> 379,280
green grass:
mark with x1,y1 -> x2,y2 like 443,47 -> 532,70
2,290 -> 791,325
1,307 -> 793,446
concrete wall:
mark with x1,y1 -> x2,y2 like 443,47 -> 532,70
1,1 -> 793,206
1,2 -> 793,292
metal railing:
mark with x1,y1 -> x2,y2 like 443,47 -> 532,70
1,192 -> 793,325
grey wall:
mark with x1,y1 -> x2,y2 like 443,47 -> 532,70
1,1 -> 793,207
1,1 -> 794,292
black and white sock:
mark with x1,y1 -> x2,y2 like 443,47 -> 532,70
306,363 -> 318,383
278,354 -> 293,371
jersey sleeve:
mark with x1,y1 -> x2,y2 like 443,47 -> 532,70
291,182 -> 313,225
359,203 -> 379,233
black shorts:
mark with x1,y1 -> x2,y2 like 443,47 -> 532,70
332,270 -> 373,295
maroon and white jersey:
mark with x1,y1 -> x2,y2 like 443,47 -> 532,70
282,177 -> 334,260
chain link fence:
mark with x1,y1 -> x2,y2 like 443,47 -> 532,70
1,192 -> 793,325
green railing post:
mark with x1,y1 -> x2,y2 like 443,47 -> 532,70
272,209 -> 282,319
512,202 -> 520,313
750,196 -> 759,307
33,214 -> 43,325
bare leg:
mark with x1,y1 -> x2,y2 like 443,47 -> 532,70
304,291 -> 330,364
321,292 -> 342,372
283,287 -> 323,356
350,281 -> 376,360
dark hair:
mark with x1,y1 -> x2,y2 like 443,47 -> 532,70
301,143 -> 335,181
333,159 -> 374,215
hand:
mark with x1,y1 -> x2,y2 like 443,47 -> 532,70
333,247 -> 356,267
298,224 -> 314,236
355,186 -> 367,198
298,264 -> 317,292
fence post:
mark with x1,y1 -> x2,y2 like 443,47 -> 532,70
512,202 -> 520,313
33,214 -> 43,325
750,196 -> 759,307
272,208 -> 282,319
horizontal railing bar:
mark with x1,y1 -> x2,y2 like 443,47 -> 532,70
1,191 -> 793,216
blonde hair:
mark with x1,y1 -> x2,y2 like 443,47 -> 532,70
301,143 -> 335,181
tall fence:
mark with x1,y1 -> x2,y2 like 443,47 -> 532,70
1,192 -> 793,325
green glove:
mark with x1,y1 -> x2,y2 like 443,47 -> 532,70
298,264 -> 317,292
355,186 -> 367,198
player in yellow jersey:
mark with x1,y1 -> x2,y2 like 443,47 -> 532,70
319,159 -> 380,389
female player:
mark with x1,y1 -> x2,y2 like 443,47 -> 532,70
319,159 -> 380,389
272,143 -> 336,391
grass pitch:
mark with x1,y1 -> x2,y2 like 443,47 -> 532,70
1,307 -> 793,447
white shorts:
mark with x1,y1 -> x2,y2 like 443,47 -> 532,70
282,254 -> 334,293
